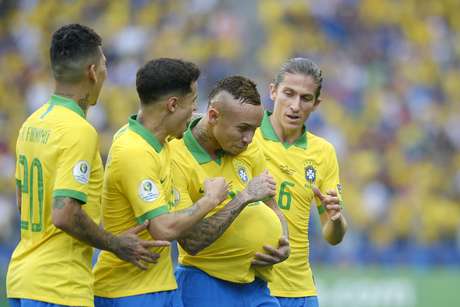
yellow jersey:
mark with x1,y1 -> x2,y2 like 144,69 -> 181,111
7,95 -> 103,307
254,111 -> 344,297
170,118 -> 283,283
93,115 -> 176,298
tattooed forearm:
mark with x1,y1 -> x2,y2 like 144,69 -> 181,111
178,192 -> 249,255
52,197 -> 119,252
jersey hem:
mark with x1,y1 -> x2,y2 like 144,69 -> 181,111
7,292 -> 93,307
270,290 -> 318,297
94,283 -> 177,298
53,189 -> 87,204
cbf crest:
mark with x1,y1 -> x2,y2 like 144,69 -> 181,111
303,160 -> 318,188
233,160 -> 250,183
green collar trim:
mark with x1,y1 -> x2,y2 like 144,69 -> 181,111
183,117 -> 223,165
50,94 -> 86,119
128,115 -> 163,153
260,111 -> 307,149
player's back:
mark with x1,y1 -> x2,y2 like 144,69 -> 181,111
7,95 -> 102,307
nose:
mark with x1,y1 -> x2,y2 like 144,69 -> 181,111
290,97 -> 301,112
242,130 -> 255,145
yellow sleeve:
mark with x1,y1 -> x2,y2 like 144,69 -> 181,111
117,149 -> 170,224
171,159 -> 193,211
52,125 -> 97,204
316,144 -> 344,208
248,140 -> 267,177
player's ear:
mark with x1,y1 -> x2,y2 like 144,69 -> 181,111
208,106 -> 220,126
312,97 -> 322,111
166,96 -> 179,112
269,83 -> 277,101
88,64 -> 97,83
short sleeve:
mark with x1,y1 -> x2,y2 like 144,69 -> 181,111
52,125 -> 98,204
171,159 -> 194,212
117,149 -> 170,224
248,140 -> 267,177
315,144 -> 344,207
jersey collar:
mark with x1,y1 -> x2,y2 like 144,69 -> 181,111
183,117 -> 223,165
260,111 -> 307,149
50,94 -> 86,119
128,115 -> 163,153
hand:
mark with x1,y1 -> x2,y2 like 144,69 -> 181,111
203,177 -> 229,205
243,170 -> 276,203
251,237 -> 290,266
114,221 -> 170,270
313,186 -> 342,221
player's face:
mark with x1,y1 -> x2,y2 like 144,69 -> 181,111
171,82 -> 198,138
270,73 -> 321,132
212,100 -> 263,155
89,47 -> 107,105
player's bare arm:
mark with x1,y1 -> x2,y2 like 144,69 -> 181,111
313,186 -> 348,245
52,196 -> 169,270
178,171 -> 276,255
147,177 -> 229,241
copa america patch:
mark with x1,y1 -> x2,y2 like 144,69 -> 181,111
73,160 -> 90,184
138,179 -> 159,202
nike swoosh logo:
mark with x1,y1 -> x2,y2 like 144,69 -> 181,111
160,177 -> 166,184
199,188 -> 204,194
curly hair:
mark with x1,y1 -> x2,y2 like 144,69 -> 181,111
136,58 -> 200,105
50,24 -> 102,82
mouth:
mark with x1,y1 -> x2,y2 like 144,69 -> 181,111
286,114 -> 300,121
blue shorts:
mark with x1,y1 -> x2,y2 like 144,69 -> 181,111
175,265 -> 280,307
9,299 -> 70,307
275,296 -> 319,307
94,289 -> 183,307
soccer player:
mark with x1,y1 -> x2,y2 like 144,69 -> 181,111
254,58 -> 348,307
172,76 -> 290,307
6,24 -> 164,307
92,58 -> 230,307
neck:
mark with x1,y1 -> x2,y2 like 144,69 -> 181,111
192,117 -> 221,159
54,83 -> 91,114
270,111 -> 303,144
137,108 -> 168,144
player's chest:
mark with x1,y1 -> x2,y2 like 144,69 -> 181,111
188,157 -> 254,202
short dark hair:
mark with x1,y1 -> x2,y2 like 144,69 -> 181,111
136,58 -> 200,105
274,58 -> 323,99
50,24 -> 102,82
208,75 -> 261,106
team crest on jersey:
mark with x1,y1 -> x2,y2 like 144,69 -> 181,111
233,160 -> 250,183
171,187 -> 181,207
73,160 -> 90,184
303,160 -> 318,187
138,179 -> 159,202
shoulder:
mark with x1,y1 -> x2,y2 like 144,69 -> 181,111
307,132 -> 336,154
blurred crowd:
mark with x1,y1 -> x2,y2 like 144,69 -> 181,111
0,0 -> 459,270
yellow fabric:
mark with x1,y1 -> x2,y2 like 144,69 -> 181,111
7,95 -> 103,307
93,116 -> 176,298
254,112 -> 343,297
170,120 -> 283,283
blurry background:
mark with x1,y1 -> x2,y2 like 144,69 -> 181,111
0,0 -> 459,306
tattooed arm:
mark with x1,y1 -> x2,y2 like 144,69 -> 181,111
52,197 -> 169,269
147,178 -> 229,241
178,170 -> 277,255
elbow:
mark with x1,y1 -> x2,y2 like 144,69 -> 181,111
149,224 -> 180,241
326,236 -> 343,246
52,211 -> 72,232
177,240 -> 200,256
